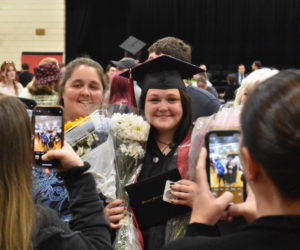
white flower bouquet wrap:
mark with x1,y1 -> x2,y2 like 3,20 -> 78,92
64,110 -> 117,200
110,113 -> 150,250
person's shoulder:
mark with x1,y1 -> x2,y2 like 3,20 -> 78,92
25,71 -> 34,76
33,204 -> 69,238
186,85 -> 219,101
17,82 -> 24,89
19,87 -> 31,98
162,224 -> 262,250
0,84 -> 10,95
33,204 -> 73,249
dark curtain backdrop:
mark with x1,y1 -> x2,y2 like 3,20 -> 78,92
66,0 -> 300,70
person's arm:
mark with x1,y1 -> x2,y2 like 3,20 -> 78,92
41,143 -> 112,250
205,98 -> 221,114
160,148 -> 232,250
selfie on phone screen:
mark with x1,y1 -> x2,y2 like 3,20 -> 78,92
33,106 -> 63,167
206,130 -> 244,203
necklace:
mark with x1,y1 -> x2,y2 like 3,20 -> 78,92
156,138 -> 174,155
156,138 -> 172,146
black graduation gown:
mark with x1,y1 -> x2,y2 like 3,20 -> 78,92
137,136 -> 178,250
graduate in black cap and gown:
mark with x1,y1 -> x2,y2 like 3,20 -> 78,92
105,55 -> 202,249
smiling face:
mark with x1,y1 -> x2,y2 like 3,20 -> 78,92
62,65 -> 104,122
145,88 -> 183,134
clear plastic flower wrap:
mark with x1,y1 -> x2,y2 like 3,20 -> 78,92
64,109 -> 117,200
189,105 -> 242,180
164,130 -> 191,244
164,106 -> 242,244
110,112 -> 150,250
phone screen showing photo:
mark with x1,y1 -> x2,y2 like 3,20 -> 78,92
33,107 -> 63,167
206,131 -> 244,203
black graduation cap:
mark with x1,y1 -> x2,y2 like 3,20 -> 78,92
119,36 -> 146,57
120,55 -> 203,92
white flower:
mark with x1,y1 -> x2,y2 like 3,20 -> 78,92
119,142 -> 145,159
111,113 -> 150,142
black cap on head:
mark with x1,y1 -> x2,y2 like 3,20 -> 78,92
120,55 -> 203,92
120,36 -> 146,56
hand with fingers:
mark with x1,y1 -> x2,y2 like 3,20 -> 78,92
227,184 -> 257,223
42,142 -> 84,174
190,147 -> 233,226
170,179 -> 197,208
104,199 -> 126,229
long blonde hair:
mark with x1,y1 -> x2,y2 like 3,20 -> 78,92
0,95 -> 35,250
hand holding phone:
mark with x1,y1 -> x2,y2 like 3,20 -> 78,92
42,142 -> 84,171
205,130 -> 245,204
33,106 -> 64,168
227,184 -> 257,223
190,147 -> 233,225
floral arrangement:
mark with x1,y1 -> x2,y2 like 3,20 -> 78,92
64,116 -> 87,131
110,113 -> 150,250
64,110 -> 110,157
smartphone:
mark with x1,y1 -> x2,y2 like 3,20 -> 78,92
33,106 -> 64,168
18,97 -> 37,119
205,130 -> 245,204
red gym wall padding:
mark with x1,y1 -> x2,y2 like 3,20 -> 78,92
21,52 -> 63,73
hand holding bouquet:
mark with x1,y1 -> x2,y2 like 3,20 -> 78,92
110,113 -> 150,250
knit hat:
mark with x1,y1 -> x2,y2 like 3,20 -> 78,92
34,62 -> 60,85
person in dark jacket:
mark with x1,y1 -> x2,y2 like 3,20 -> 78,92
0,95 -> 111,250
162,70 -> 300,250
19,63 -> 33,87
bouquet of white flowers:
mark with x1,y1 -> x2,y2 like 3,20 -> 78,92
110,112 -> 150,250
